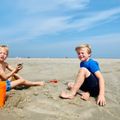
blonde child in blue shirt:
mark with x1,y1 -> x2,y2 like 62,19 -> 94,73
60,44 -> 106,106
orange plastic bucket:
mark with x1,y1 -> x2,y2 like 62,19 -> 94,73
0,81 -> 6,108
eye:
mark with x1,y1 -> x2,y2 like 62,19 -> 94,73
77,52 -> 80,56
4,53 -> 7,55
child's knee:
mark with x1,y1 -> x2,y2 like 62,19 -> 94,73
79,67 -> 90,77
79,67 -> 87,73
20,79 -> 26,83
80,67 -> 88,71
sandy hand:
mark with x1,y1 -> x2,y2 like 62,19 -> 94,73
14,63 -> 23,73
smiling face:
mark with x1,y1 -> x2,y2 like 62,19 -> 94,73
0,47 -> 8,62
76,47 -> 91,61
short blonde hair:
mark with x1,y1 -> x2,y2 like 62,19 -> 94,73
0,45 -> 9,55
75,44 -> 92,54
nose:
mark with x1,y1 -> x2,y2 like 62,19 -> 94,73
78,53 -> 82,57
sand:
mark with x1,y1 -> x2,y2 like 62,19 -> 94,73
0,58 -> 120,120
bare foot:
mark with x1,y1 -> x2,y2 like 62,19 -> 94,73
35,81 -> 45,86
60,91 -> 75,99
80,92 -> 90,101
67,82 -> 74,90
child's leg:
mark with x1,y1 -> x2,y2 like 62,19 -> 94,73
22,80 -> 45,86
60,68 -> 90,99
10,79 -> 44,89
10,79 -> 26,88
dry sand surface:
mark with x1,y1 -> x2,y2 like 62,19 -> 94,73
0,58 -> 120,120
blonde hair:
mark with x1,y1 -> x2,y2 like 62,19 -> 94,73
0,45 -> 9,55
75,44 -> 92,54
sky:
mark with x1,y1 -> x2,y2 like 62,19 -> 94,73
0,0 -> 120,58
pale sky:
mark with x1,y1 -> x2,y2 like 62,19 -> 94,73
0,0 -> 120,58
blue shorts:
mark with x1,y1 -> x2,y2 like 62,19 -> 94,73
80,74 -> 99,97
6,80 -> 11,91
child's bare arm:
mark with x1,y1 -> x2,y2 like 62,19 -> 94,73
0,64 -> 22,81
95,71 -> 106,106
6,63 -> 23,79
6,63 -> 23,72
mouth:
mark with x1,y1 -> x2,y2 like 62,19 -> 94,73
79,56 -> 84,59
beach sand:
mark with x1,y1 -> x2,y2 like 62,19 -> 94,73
0,58 -> 120,120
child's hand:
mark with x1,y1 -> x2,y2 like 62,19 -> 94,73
97,95 -> 106,106
17,63 -> 23,68
14,63 -> 23,73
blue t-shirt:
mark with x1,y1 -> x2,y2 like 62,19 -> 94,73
80,59 -> 100,76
